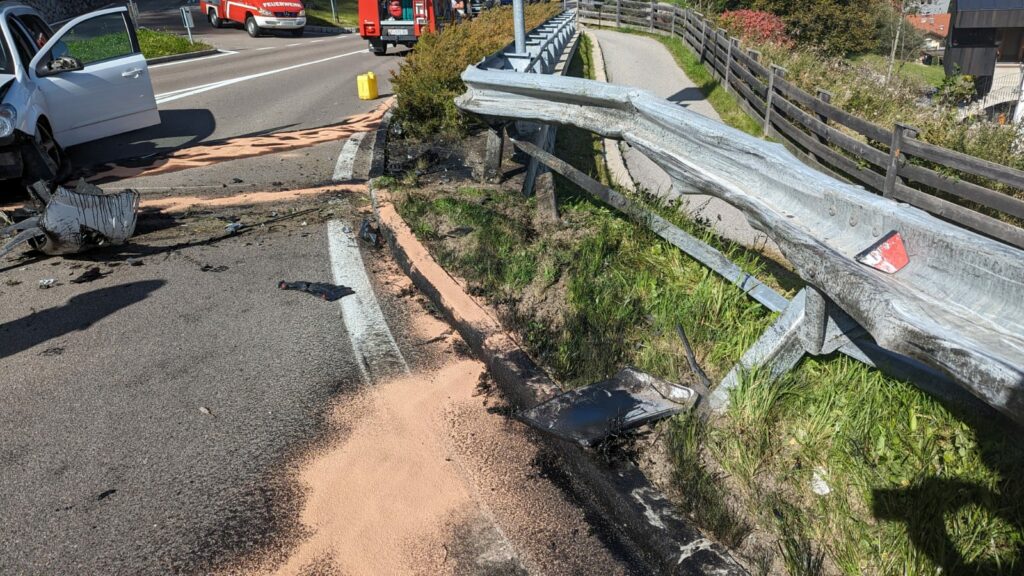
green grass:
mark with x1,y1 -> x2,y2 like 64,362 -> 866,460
303,0 -> 357,27
391,32 -> 1024,575
851,54 -> 946,88
138,28 -> 212,59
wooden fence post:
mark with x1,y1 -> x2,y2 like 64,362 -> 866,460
649,0 -> 655,31
884,124 -> 919,198
724,34 -> 734,93
615,0 -> 620,27
764,65 -> 784,138
699,16 -> 706,63
815,89 -> 832,145
670,7 -> 676,37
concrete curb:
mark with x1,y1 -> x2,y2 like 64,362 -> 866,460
582,27 -> 635,193
146,48 -> 219,66
369,186 -> 748,576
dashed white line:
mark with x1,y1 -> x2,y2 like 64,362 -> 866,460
155,48 -> 367,104
327,220 -> 410,384
255,46 -> 274,51
333,132 -> 367,182
286,42 -> 302,47
309,39 -> 324,43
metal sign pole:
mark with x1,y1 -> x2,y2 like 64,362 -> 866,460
180,6 -> 195,44
330,0 -> 337,22
512,0 -> 526,55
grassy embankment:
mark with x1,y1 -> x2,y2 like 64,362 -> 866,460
303,0 -> 358,27
389,19 -> 1024,576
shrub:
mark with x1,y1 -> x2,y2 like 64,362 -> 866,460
390,3 -> 561,139
719,9 -> 792,47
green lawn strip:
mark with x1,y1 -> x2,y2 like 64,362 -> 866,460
851,54 -> 946,88
304,0 -> 358,27
138,28 -> 212,59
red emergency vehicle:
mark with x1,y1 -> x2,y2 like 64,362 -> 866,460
359,0 -> 452,55
200,0 -> 307,37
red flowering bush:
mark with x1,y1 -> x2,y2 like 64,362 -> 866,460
719,9 -> 793,48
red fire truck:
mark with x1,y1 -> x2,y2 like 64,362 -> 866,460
359,0 -> 452,55
200,0 -> 307,37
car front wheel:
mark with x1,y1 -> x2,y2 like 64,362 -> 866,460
23,122 -> 68,186
209,9 -> 223,28
246,15 -> 261,37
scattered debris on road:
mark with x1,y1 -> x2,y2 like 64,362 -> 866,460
518,367 -> 698,447
70,267 -> 109,284
200,265 -> 229,273
224,222 -> 244,235
359,218 -> 384,247
38,278 -> 56,289
0,180 -> 139,260
278,280 -> 355,302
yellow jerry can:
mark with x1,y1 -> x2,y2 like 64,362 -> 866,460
357,72 -> 378,100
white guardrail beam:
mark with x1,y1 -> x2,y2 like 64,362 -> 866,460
456,67 -> 1024,424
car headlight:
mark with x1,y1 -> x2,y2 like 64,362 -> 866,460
0,105 -> 16,138
299,9 -> 306,16
258,7 -> 273,15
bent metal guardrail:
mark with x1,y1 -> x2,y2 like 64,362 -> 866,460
576,2 -> 1024,251
456,67 -> 1024,424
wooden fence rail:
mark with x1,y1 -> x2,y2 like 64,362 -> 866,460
578,0 -> 1024,249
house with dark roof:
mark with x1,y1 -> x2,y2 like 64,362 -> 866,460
946,0 -> 1024,95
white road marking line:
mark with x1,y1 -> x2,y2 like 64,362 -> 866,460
155,49 -> 368,104
255,46 -> 274,51
309,39 -> 324,43
327,220 -> 410,384
149,49 -> 238,69
333,132 -> 367,182
286,42 -> 302,47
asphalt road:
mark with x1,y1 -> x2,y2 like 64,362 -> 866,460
0,5 -> 643,575
69,1 -> 402,191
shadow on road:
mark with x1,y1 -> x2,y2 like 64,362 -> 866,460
0,280 -> 166,360
68,108 -> 217,169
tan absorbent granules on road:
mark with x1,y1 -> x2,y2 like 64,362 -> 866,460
258,342 -> 634,575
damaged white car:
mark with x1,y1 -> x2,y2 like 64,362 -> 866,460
0,4 -> 159,187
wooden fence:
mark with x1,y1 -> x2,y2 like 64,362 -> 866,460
577,1 -> 1024,249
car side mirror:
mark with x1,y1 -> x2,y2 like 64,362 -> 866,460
37,55 -> 84,77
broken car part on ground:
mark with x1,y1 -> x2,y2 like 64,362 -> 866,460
0,180 -> 140,261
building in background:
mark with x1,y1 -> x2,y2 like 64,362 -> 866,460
908,12 -> 951,63
914,0 -> 951,15
946,0 -> 1024,96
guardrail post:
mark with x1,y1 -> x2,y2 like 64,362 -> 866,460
883,123 -> 919,198
764,64 -> 784,138
815,89 -> 832,145
483,126 -> 505,182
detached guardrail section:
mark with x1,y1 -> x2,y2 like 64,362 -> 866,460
457,66 -> 1024,424
575,1 -> 1024,251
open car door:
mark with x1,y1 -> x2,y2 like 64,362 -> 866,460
29,7 -> 159,148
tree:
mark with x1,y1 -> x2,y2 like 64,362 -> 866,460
747,0 -> 883,56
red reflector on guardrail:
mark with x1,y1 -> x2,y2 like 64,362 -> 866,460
856,231 -> 908,273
